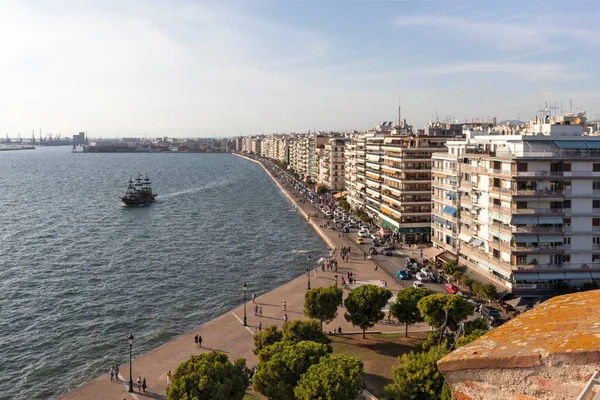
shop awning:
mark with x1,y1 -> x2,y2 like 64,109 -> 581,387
512,216 -> 539,224
458,232 -> 472,242
584,141 -> 600,149
538,216 -> 563,224
591,272 -> 600,279
398,227 -> 430,234
538,235 -> 562,243
422,247 -> 443,260
333,192 -> 345,199
472,239 -> 484,247
513,272 -> 540,281
443,205 -> 457,216
514,235 -> 537,243
565,272 -> 593,279
437,250 -> 458,264
553,140 -> 587,149
432,215 -> 445,224
536,272 -> 567,280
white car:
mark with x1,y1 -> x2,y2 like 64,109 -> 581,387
415,272 -> 429,282
413,281 -> 424,288
358,231 -> 369,238
370,233 -> 379,240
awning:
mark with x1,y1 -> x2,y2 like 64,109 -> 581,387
538,235 -> 562,243
432,215 -> 445,224
499,232 -> 512,242
422,247 -> 443,260
398,227 -> 430,234
458,232 -> 472,242
443,205 -> 457,216
472,239 -> 484,247
514,235 -> 537,243
446,192 -> 457,200
488,228 -> 501,238
565,272 -> 593,279
513,272 -> 540,281
553,140 -> 587,149
591,272 -> 600,279
538,216 -> 563,224
333,192 -> 345,199
584,141 -> 600,149
499,214 -> 511,224
512,216 -> 539,224
437,250 -> 458,264
537,272 -> 567,280
380,218 -> 400,232
355,183 -> 365,191
489,212 -> 501,221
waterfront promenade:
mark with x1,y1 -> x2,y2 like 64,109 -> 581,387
62,155 -> 419,400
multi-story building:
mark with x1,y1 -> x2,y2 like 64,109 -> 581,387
346,133 -> 367,210
260,135 -> 289,163
432,111 -> 600,295
318,138 -> 349,192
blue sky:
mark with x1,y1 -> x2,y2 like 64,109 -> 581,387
0,0 -> 598,137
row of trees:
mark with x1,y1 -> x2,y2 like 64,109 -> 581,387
442,261 -> 498,301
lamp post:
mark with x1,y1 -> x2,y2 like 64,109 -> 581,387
127,333 -> 134,393
242,281 -> 248,326
307,254 -> 311,290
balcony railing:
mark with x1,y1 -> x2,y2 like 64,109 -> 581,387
512,189 -> 564,197
512,244 -> 564,253
515,262 -> 600,271
511,207 -> 563,215
488,187 -> 513,195
459,245 -> 513,271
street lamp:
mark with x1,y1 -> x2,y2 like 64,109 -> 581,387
307,254 -> 311,290
127,333 -> 134,393
242,281 -> 248,326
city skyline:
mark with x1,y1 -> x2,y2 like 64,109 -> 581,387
1,0 -> 599,138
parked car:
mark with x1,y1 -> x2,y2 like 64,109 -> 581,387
372,238 -> 381,247
480,306 -> 502,324
356,238 -> 366,245
341,226 -> 350,233
415,272 -> 429,282
413,281 -> 424,288
368,247 -> 377,255
382,249 -> 393,256
357,231 -> 369,238
370,233 -> 379,240
396,270 -> 409,280
445,283 -> 460,294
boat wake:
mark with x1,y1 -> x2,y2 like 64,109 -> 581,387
160,180 -> 233,200
291,249 -> 311,254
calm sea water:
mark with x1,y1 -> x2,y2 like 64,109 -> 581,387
0,147 -> 328,399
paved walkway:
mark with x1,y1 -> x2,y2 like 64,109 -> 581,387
62,155 -> 425,400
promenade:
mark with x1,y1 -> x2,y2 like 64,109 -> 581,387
62,155 -> 419,400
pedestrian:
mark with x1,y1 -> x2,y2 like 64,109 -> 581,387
283,313 -> 288,322
109,366 -> 114,381
259,306 -> 263,317
137,376 -> 142,393
314,268 -> 317,278
198,335 -> 202,348
194,334 -> 199,347
115,366 -> 119,380
254,305 -> 258,316
363,253 -> 366,260
375,265 -> 378,271
283,301 -> 287,311
252,292 -> 256,304
166,371 -> 172,387
258,321 -> 262,331
142,377 -> 147,393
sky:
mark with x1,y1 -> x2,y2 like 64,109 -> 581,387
1,0 -> 599,138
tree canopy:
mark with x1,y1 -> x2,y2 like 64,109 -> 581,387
167,351 -> 249,400
316,184 -> 329,194
462,318 -> 489,335
252,340 -> 329,400
388,287 -> 432,337
344,284 -> 392,338
253,324 -> 283,355
456,329 -> 488,349
294,355 -> 364,400
304,285 -> 344,331
417,294 -> 474,341
383,346 -> 450,400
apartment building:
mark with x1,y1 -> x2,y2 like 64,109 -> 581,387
432,112 -> 600,295
260,135 -> 289,163
318,138 -> 349,192
345,133 -> 366,209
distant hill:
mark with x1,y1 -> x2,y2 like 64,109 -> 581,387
497,119 -> 526,126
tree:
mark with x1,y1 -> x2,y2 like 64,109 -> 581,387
316,184 -> 329,194
281,319 -> 331,351
417,294 -> 474,343
479,283 -> 498,301
167,351 -> 249,400
388,287 -> 433,337
442,261 -> 459,276
344,284 -> 392,339
294,355 -> 364,400
383,346 -> 450,400
456,329 -> 488,349
253,324 -> 283,355
252,341 -> 329,400
463,318 -> 489,335
304,285 -> 344,331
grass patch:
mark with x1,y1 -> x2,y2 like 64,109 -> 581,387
330,332 -> 426,397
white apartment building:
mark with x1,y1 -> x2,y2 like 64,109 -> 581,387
260,135 -> 289,163
318,138 -> 349,192
431,111 -> 600,295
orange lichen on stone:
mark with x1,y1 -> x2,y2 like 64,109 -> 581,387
438,290 -> 600,372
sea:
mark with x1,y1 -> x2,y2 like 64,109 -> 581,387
0,147 -> 329,399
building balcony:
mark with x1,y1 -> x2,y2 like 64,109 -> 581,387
459,245 -> 513,273
432,208 -> 458,224
514,262 -> 600,271
488,186 -> 513,196
488,204 -> 512,214
460,165 -> 488,174
511,244 -> 564,253
512,189 -> 564,198
431,181 -> 458,191
431,167 -> 457,174
488,169 -> 513,178
511,207 -> 563,215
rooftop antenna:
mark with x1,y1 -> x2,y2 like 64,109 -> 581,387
549,102 -> 559,117
435,110 -> 439,123
570,98 -> 573,113
398,94 -> 402,128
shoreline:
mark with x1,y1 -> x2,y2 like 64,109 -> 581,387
61,153 -> 340,399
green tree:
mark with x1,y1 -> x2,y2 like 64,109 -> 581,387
294,355 -> 364,400
167,351 -> 248,400
451,271 -> 463,282
463,318 -> 489,335
479,283 -> 498,301
344,284 -> 392,339
281,319 -> 331,351
304,285 -> 344,331
388,287 -> 433,337
316,184 -> 329,194
456,329 -> 488,349
252,341 -> 329,400
383,346 -> 450,400
253,324 -> 283,355
460,276 -> 474,290
420,331 -> 450,352
417,294 -> 474,344
442,261 -> 459,276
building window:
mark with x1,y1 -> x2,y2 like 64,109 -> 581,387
594,218 -> 600,227
564,200 -> 572,209
493,178 -> 500,187
594,237 -> 600,245
594,164 -> 600,172
492,249 -> 500,259
564,163 -> 572,172
517,163 -> 528,172
595,200 -> 600,209
594,181 -> 600,190
564,218 -> 571,227
493,161 -> 501,170
594,254 -> 600,262
516,201 -> 527,209
516,255 -> 527,264
564,237 -> 571,245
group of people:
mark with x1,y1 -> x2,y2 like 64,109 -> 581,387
322,259 -> 338,272
194,334 -> 203,348
340,246 -> 351,262
109,366 -> 119,382
254,305 -> 263,316
135,376 -> 148,393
